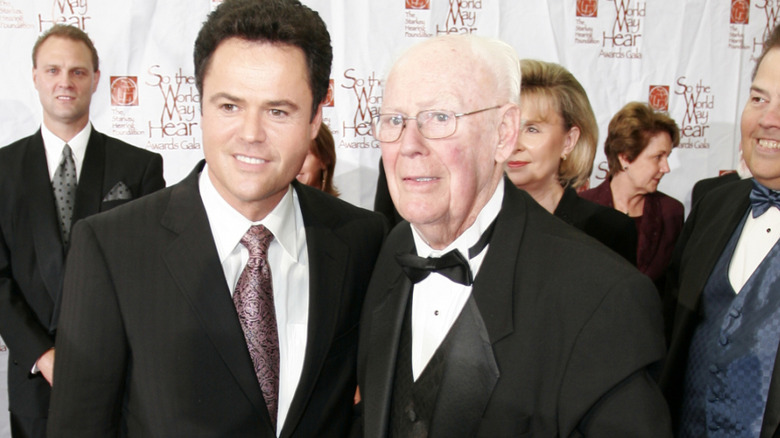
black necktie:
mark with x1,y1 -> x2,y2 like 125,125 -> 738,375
396,220 -> 496,286
749,180 -> 780,218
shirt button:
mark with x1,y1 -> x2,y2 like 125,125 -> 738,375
729,308 -> 741,318
719,334 -> 729,346
708,364 -> 719,374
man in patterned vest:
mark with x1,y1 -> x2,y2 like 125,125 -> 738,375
662,23 -> 780,438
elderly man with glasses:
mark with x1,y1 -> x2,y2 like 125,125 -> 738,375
356,34 -> 672,437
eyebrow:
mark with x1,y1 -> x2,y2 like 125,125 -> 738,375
208,93 -> 300,111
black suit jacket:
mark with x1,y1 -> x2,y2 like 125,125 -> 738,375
554,186 -> 638,265
690,171 -> 740,207
47,162 -> 386,437
358,181 -> 672,437
0,127 -> 164,417
661,178 -> 780,437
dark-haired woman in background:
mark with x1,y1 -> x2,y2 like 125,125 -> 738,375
297,123 -> 340,196
580,101 -> 683,289
504,59 -> 637,263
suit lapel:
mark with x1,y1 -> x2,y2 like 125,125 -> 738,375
363,227 -> 414,437
677,180 -> 752,311
470,179 -> 522,345
279,184 -> 350,437
73,127 -> 105,221
23,132 -> 65,304
160,163 -> 270,426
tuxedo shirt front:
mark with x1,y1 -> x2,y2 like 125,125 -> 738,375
408,179 -> 501,379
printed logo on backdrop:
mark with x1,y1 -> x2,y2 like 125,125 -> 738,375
339,68 -> 382,149
111,76 -> 139,107
729,0 -> 780,52
0,1 -> 34,29
577,0 -> 598,17
675,77 -> 713,149
436,0 -> 483,35
575,0 -> 644,58
404,0 -> 432,37
406,0 -> 430,9
732,0 -> 750,24
110,76 -> 145,136
600,0 -> 644,59
648,85 -> 670,112
143,65 -> 201,151
39,0 -> 90,31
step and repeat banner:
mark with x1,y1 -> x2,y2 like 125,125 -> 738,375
0,0 -> 776,432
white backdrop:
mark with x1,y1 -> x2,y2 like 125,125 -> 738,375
0,0 -> 777,434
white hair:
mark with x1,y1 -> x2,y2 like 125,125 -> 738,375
392,34 -> 521,106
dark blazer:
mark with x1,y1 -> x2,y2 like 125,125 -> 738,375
358,181 -> 672,437
580,180 -> 684,289
660,178 -> 780,437
47,162 -> 386,438
691,171 -> 740,207
554,186 -> 638,265
0,127 -> 164,419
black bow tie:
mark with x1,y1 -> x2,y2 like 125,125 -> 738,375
395,220 -> 496,286
750,180 -> 780,218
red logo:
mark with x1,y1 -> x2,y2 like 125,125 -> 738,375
406,0 -> 430,10
648,85 -> 670,112
731,0 -> 750,24
324,79 -> 335,107
576,0 -> 598,17
110,76 -> 138,106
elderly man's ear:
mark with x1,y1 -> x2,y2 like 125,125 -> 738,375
495,103 -> 521,162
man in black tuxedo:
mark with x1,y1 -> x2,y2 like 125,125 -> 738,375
0,24 -> 164,438
47,1 -> 385,437
357,34 -> 671,437
661,24 -> 780,437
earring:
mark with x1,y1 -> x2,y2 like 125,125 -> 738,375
321,169 -> 327,191
623,165 -> 628,171
561,155 -> 567,161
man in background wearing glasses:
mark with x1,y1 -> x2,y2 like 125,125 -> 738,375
356,34 -> 672,437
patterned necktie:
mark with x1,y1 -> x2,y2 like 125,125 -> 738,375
749,180 -> 780,218
234,225 -> 279,427
52,144 -> 77,246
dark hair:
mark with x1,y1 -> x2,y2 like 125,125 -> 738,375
33,24 -> 99,72
194,0 -> 332,119
604,102 -> 680,176
310,124 -> 339,196
753,24 -> 780,79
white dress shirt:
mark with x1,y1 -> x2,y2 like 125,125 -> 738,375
41,122 -> 91,182
729,205 -> 780,292
409,178 -> 504,380
31,122 -> 92,374
199,166 -> 309,436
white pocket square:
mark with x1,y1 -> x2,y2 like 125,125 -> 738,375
103,181 -> 133,201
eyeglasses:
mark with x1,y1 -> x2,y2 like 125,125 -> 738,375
370,105 -> 500,142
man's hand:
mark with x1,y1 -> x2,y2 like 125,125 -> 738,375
36,348 -> 55,386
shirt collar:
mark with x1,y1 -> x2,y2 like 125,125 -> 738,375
199,163 -> 300,264
411,178 -> 504,259
41,121 -> 91,173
